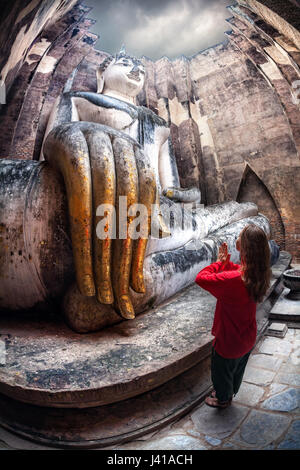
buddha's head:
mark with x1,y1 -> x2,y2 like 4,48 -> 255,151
97,49 -> 145,99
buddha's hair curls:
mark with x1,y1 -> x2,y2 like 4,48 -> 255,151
98,55 -> 114,72
240,224 -> 271,303
99,51 -> 142,73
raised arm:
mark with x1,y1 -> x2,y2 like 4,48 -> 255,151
40,92 -> 79,161
158,134 -> 201,203
195,242 -> 240,298
195,262 -> 238,299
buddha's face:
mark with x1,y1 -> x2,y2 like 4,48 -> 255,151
103,56 -> 145,97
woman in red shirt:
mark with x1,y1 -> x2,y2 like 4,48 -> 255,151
195,224 -> 272,408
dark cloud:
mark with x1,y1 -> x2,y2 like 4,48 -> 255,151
86,0 -> 234,60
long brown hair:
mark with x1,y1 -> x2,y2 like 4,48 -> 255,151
240,224 -> 271,303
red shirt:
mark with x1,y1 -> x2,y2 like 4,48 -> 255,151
195,261 -> 257,359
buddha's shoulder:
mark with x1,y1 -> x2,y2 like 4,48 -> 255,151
137,105 -> 168,128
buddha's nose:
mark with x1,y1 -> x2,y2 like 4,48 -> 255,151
131,65 -> 139,73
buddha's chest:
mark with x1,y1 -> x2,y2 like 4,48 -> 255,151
73,97 -> 137,132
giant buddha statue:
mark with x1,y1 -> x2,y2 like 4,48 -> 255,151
0,49 -> 279,332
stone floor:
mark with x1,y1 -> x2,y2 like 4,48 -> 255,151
0,325 -> 299,451
0,259 -> 298,450
106,326 -> 300,451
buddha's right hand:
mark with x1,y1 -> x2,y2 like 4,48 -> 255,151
43,121 -> 159,320
162,187 -> 201,204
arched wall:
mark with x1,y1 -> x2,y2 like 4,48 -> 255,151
237,164 -> 285,249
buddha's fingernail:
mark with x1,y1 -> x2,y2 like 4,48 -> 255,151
131,274 -> 145,293
119,295 -> 135,320
81,274 -> 95,297
97,286 -> 114,304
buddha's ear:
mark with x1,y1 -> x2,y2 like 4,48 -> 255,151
96,67 -> 105,93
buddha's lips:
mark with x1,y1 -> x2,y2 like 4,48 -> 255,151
127,72 -> 141,82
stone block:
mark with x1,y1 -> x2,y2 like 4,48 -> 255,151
277,420 -> 300,450
266,322 -> 288,338
114,435 -> 207,451
222,442 -> 243,450
247,353 -> 283,371
243,366 -> 276,386
262,388 -> 300,412
259,337 -> 293,356
191,404 -> 249,439
270,289 -> 300,321
234,382 -> 265,406
234,409 -> 291,447
204,435 -> 222,447
269,383 -> 287,396
275,372 -> 300,387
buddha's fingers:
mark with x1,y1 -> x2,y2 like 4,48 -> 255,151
130,147 -> 156,293
83,129 -> 115,305
112,137 -> 138,319
43,124 -> 95,297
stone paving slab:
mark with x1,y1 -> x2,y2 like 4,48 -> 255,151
278,358 -> 300,374
204,435 -> 222,447
243,365 -> 276,386
233,409 -> 291,448
234,382 -> 265,406
259,336 -> 293,355
190,403 -> 249,440
247,353 -> 283,371
113,434 -> 208,451
275,372 -> 300,387
268,383 -> 288,396
261,388 -> 300,412
222,442 -> 246,450
291,349 -> 300,366
277,420 -> 300,450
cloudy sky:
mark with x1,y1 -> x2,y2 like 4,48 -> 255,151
86,0 -> 234,60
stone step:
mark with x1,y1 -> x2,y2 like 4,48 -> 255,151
270,287 -> 300,322
0,355 -> 212,449
265,322 -> 288,338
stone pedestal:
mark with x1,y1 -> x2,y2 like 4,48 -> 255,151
270,288 -> 300,321
0,251 -> 291,448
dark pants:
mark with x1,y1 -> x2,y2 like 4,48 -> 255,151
211,346 -> 252,402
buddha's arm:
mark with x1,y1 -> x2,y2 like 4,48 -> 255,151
40,93 -> 80,161
158,135 -> 201,204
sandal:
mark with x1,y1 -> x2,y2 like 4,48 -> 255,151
205,395 -> 232,409
210,390 -> 232,402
